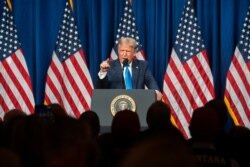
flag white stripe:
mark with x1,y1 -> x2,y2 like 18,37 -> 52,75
10,53 -> 34,106
75,52 -> 93,88
64,57 -> 85,112
226,78 -> 249,126
1,63 -> 30,113
163,0 -> 215,139
46,55 -> 75,117
167,62 -> 193,115
135,51 -> 145,60
48,54 -> 76,117
197,52 -> 215,89
229,55 -> 250,104
197,52 -> 214,98
0,105 -> 5,119
73,53 -> 92,106
45,2 -> 93,118
75,52 -> 94,87
187,53 -> 213,103
46,53 -> 63,101
163,81 -> 191,137
111,48 -> 118,60
15,49 -> 30,75
172,50 -> 200,109
225,47 -> 250,127
234,47 -> 250,84
45,83 -> 57,104
63,60 -> 86,116
0,83 -> 14,111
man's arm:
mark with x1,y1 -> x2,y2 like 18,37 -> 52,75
95,58 -> 110,89
143,61 -> 162,100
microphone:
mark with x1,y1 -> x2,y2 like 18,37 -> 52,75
122,59 -> 129,89
123,59 -> 129,68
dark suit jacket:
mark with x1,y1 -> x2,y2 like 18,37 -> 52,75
95,59 -> 159,90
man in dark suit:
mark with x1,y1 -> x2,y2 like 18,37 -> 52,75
96,37 -> 162,100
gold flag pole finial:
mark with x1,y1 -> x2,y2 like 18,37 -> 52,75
69,0 -> 73,10
6,0 -> 12,11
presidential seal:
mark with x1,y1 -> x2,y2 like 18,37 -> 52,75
110,94 -> 136,116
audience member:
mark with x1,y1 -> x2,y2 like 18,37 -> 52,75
9,114 -> 47,167
47,103 -> 68,118
0,148 -> 22,167
120,133 -> 197,167
228,125 -> 250,167
2,109 -> 27,148
138,101 -> 184,141
205,98 -> 233,156
189,106 -> 239,167
45,116 -> 93,167
3,109 -> 27,125
97,109 -> 140,167
79,110 -> 100,139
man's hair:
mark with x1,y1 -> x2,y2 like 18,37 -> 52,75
118,37 -> 138,51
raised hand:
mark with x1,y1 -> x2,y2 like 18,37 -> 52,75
100,58 -> 110,72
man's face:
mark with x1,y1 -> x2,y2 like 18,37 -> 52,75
118,43 -> 135,64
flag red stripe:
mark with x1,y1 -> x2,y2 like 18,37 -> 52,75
200,50 -> 215,97
71,50 -> 93,97
162,91 -> 189,139
44,1 -> 94,117
50,59 -> 64,86
227,69 -> 250,122
0,72 -> 22,111
182,62 -> 202,108
140,50 -> 145,59
196,53 -> 214,96
163,0 -> 215,138
232,54 -> 250,92
0,95 -> 9,112
64,56 -> 90,112
247,61 -> 250,71
62,63 -> 81,118
13,50 -> 33,90
44,93 -> 52,105
183,54 -> 212,104
224,90 -> 244,125
46,58 -> 64,104
168,57 -> 196,116
163,51 -> 215,139
183,63 -> 204,106
45,74 -> 62,104
60,84 -> 78,117
164,72 -> 191,123
2,58 -> 34,113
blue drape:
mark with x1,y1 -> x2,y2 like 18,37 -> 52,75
2,0 -> 250,105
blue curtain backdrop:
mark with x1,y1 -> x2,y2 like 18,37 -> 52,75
1,0 -> 249,105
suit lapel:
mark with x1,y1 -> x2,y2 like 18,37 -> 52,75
114,59 -> 123,78
114,60 -> 124,88
132,60 -> 139,89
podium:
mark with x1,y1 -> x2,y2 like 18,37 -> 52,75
91,89 -> 156,131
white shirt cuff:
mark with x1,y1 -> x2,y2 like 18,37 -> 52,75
98,71 -> 107,79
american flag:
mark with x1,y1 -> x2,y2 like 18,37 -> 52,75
162,0 -> 215,138
110,0 -> 145,60
224,7 -> 250,128
44,1 -> 93,118
0,0 -> 35,118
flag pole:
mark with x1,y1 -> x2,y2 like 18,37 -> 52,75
69,0 -> 73,10
129,0 -> 132,5
6,0 -> 12,11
